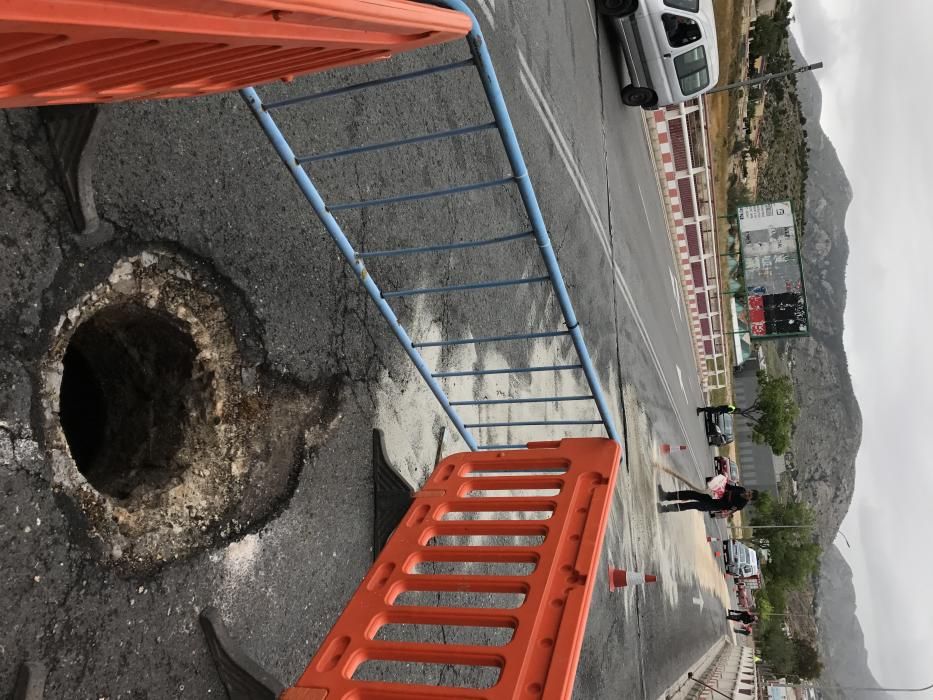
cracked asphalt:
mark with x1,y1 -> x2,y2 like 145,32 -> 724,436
1,2 -> 735,697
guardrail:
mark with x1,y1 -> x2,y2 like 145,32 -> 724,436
241,0 -> 621,449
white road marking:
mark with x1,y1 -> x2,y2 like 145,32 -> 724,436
474,0 -> 496,29
583,0 -> 599,40
676,364 -> 689,405
516,49 -> 699,466
669,268 -> 683,320
637,182 -> 653,229
692,595 -> 705,612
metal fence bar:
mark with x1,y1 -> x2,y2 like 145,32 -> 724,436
432,364 -> 583,378
297,122 -> 497,164
359,230 -> 532,258
240,86 -> 479,450
465,420 -> 604,428
449,395 -> 592,406
242,3 -> 622,451
383,275 -> 548,299
329,176 -> 513,211
477,444 -> 526,450
413,330 -> 569,348
263,58 -> 475,109
435,0 -> 621,446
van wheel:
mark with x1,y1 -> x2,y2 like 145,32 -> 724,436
621,85 -> 657,108
596,0 -> 638,17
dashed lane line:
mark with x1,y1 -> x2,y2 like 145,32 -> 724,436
474,0 -> 496,29
516,48 -> 701,473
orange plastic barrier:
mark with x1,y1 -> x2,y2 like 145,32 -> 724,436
0,0 -> 472,108
282,437 -> 621,700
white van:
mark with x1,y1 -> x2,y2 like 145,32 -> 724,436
597,0 -> 720,109
724,539 -> 760,580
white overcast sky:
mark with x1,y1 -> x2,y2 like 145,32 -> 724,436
791,2 -> 933,695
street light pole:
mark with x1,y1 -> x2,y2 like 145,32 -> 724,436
688,673 -> 735,700
768,681 -> 933,694
728,524 -> 812,531
707,61 -> 824,95
836,682 -> 933,693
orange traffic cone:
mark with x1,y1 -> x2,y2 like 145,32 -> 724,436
608,567 -> 658,591
659,444 -> 687,454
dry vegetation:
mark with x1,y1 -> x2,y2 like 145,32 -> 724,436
705,0 -> 748,403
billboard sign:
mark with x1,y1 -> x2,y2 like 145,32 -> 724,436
737,201 -> 809,339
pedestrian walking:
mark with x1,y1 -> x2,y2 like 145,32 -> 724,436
734,624 -> 753,637
726,609 -> 757,624
657,483 -> 758,514
696,403 -> 736,415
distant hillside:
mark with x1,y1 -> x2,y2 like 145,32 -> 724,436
782,39 -> 862,545
784,40 -> 876,698
816,546 -> 888,699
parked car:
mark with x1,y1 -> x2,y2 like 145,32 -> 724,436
704,411 -> 734,446
723,539 -> 760,582
597,0 -> 720,109
714,455 -> 740,483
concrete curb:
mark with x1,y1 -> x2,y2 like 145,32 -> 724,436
655,635 -> 730,700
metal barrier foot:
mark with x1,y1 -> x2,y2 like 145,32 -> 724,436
39,104 -> 110,241
13,661 -> 46,700
372,429 -> 413,559
199,607 -> 285,700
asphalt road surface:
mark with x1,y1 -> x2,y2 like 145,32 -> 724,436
0,1 -> 734,697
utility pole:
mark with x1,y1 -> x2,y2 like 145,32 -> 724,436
768,680 -> 933,694
707,62 -> 824,95
729,525 -> 812,531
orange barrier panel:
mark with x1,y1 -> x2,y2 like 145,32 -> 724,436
282,437 -> 621,700
0,0 -> 472,108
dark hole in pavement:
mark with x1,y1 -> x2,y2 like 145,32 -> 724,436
60,304 -> 207,499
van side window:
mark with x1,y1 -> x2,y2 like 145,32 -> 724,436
664,0 -> 700,10
662,14 -> 702,48
674,46 -> 710,95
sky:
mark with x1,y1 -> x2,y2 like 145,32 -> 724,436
790,2 -> 933,694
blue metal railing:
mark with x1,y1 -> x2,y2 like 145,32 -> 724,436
239,0 -> 621,450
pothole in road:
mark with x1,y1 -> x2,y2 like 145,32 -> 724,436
41,250 -> 341,574
60,304 -> 206,499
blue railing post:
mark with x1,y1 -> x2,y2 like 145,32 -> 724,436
240,87 -> 479,451
239,3 -> 624,451
429,0 -> 623,446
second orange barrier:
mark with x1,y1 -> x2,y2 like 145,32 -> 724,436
282,437 -> 622,699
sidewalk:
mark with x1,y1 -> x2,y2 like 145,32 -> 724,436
659,636 -> 758,700
657,635 -> 728,700
641,105 -> 733,402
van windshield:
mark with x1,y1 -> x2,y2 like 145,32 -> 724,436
664,0 -> 700,11
674,46 -> 710,95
